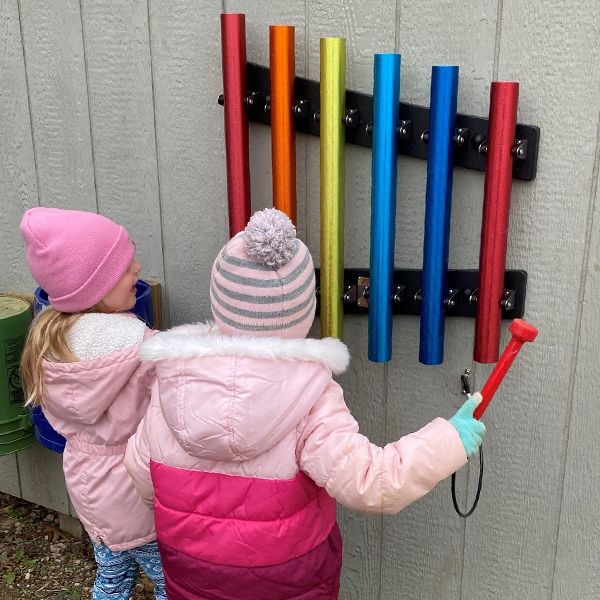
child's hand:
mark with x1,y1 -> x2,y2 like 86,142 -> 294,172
449,393 -> 486,458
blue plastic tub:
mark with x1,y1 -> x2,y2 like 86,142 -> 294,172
31,280 -> 155,453
34,280 -> 155,328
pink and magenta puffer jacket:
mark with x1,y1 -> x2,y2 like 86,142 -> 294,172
42,329 -> 156,550
125,323 -> 467,599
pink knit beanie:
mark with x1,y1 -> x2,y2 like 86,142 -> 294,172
20,207 -> 135,313
210,208 -> 316,339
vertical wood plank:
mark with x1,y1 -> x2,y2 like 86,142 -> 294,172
552,158 -> 600,599
0,0 -> 38,293
19,0 -> 96,211
461,2 -> 600,599
306,2 -> 395,598
81,0 -> 164,284
380,2 -> 499,599
148,0 -> 226,325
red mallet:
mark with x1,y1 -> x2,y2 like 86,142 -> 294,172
473,319 -> 538,420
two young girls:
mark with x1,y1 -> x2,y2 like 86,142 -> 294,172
20,206 -> 484,599
20,207 -> 166,600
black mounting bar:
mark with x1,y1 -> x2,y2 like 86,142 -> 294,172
218,62 -> 540,181
314,269 -> 527,318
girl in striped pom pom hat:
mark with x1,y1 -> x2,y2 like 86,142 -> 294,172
125,208 -> 485,600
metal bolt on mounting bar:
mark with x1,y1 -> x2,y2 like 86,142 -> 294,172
365,122 -> 373,135
343,285 -> 357,304
243,91 -> 263,107
293,99 -> 309,118
500,289 -> 515,310
421,130 -> 430,144
444,288 -> 459,308
414,289 -> 423,302
313,111 -> 320,123
343,109 -> 360,128
397,120 -> 412,140
453,127 -> 469,147
512,139 -> 528,160
473,134 -> 488,154
393,285 -> 406,304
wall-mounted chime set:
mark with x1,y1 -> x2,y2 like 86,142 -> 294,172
219,13 -> 540,366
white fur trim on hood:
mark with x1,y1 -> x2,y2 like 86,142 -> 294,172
139,322 -> 350,375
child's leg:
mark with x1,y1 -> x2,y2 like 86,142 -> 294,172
92,543 -> 138,600
128,540 -> 166,600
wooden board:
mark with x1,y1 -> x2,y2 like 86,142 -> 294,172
306,2 -> 396,597
551,130 -> 600,598
461,2 -> 600,598
147,0 -> 228,326
80,0 -> 165,288
0,0 -> 38,293
19,0 -> 96,210
379,2 -> 498,599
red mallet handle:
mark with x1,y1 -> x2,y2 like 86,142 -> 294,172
474,319 -> 538,419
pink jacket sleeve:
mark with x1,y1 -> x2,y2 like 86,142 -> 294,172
124,382 -> 159,507
298,381 -> 467,514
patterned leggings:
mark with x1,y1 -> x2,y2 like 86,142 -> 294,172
92,540 -> 166,599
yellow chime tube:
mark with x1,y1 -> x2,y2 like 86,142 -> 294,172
319,37 -> 346,340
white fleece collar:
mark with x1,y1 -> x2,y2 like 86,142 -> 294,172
140,322 -> 350,375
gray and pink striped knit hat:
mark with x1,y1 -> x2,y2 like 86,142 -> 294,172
210,208 -> 316,339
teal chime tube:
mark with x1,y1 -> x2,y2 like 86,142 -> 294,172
368,53 -> 401,362
419,65 -> 459,365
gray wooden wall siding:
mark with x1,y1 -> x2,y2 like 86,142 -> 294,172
1,1 -> 598,598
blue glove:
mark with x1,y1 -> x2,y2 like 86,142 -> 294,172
449,393 -> 486,458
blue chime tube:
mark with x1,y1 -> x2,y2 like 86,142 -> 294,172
368,53 -> 401,362
419,65 -> 459,365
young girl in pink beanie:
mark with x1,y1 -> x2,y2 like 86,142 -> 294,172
125,208 -> 486,600
19,207 -> 166,600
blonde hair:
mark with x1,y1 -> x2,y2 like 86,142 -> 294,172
20,293 -> 129,407
20,307 -> 82,407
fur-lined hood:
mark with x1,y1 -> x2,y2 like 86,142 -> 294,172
138,323 -> 350,461
140,322 -> 350,374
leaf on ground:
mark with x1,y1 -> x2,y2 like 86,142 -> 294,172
3,570 -> 16,585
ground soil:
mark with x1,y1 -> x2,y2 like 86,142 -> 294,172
0,493 -> 155,599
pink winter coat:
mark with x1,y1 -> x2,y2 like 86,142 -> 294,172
42,331 -> 156,550
125,323 -> 467,599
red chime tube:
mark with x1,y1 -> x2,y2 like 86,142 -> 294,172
474,82 -> 519,363
221,13 -> 251,237
270,26 -> 297,224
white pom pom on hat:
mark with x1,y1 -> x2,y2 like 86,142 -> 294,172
210,208 -> 316,339
244,207 -> 297,269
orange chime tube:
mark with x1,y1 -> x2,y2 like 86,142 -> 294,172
270,26 -> 297,224
221,13 -> 251,237
474,82 -> 519,363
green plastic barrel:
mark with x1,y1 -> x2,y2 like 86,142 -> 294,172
0,297 -> 35,454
